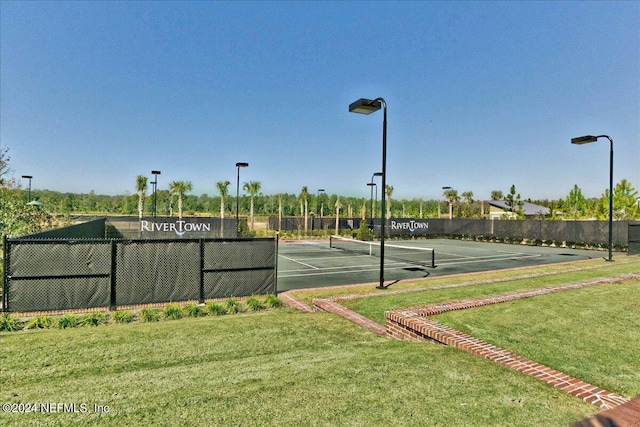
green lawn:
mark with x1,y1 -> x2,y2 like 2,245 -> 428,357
433,278 -> 640,398
2,257 -> 638,426
339,258 -> 640,325
2,310 -> 597,426
287,257 -> 633,306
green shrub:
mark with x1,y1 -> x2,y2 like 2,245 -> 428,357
24,315 -> 52,330
225,297 -> 243,315
162,303 -> 183,320
183,303 -> 205,318
356,219 -> 373,241
0,313 -> 22,332
265,293 -> 284,308
245,295 -> 265,311
110,310 -> 134,324
82,312 -> 107,327
205,301 -> 226,316
140,307 -> 160,322
56,314 -> 81,329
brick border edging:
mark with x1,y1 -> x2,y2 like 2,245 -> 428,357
386,273 -> 640,410
573,396 -> 640,427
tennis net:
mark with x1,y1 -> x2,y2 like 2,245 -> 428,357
330,235 -> 436,268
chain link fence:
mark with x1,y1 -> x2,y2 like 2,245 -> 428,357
2,219 -> 276,313
370,218 -> 629,247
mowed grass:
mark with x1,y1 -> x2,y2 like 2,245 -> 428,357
2,310 -> 598,426
433,278 -> 640,398
339,257 -> 640,325
287,257 -> 633,306
2,257 -> 638,426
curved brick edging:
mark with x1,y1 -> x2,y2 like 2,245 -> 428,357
386,273 -> 640,410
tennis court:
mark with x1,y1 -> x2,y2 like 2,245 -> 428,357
277,237 -> 610,291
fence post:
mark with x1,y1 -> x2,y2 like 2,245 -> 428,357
2,235 -> 8,312
199,239 -> 205,303
110,240 -> 117,311
274,233 -> 279,295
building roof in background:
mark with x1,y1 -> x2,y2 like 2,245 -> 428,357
487,200 -> 550,216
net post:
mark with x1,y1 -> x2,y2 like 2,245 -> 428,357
432,248 -> 436,268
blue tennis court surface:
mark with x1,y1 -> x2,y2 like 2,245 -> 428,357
276,238 -> 609,291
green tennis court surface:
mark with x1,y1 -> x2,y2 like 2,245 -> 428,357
277,238 -> 611,291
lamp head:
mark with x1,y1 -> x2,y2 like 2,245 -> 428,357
22,175 -> 33,179
349,98 -> 382,115
151,170 -> 161,175
236,162 -> 249,168
571,135 -> 598,145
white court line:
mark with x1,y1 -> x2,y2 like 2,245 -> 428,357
279,263 -> 422,278
437,254 -> 541,266
278,254 -> 320,270
436,250 -> 532,261
278,252 -> 541,278
279,258 -> 405,274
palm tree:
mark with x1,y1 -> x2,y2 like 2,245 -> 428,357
216,180 -> 231,218
169,180 -> 193,220
443,188 -> 459,219
334,196 -> 342,235
385,185 -> 393,219
243,181 -> 261,230
461,191 -> 474,218
135,175 -> 148,220
299,186 -> 309,235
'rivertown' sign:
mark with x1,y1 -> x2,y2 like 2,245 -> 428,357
390,220 -> 429,233
140,220 -> 212,237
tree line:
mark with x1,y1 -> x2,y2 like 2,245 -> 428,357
2,145 -> 639,241
15,178 -> 640,222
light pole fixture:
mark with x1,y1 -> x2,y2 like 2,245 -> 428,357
235,162 -> 249,233
571,134 -> 614,262
350,97 -> 387,289
21,175 -> 33,202
151,170 -> 161,218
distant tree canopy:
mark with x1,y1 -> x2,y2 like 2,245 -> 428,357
1,153 -> 638,222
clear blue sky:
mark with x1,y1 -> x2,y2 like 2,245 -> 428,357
1,1 -> 638,201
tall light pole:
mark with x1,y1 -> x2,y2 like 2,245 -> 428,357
235,162 -> 249,234
21,175 -> 33,202
571,135 -> 614,262
151,170 -> 161,218
350,97 -> 387,289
